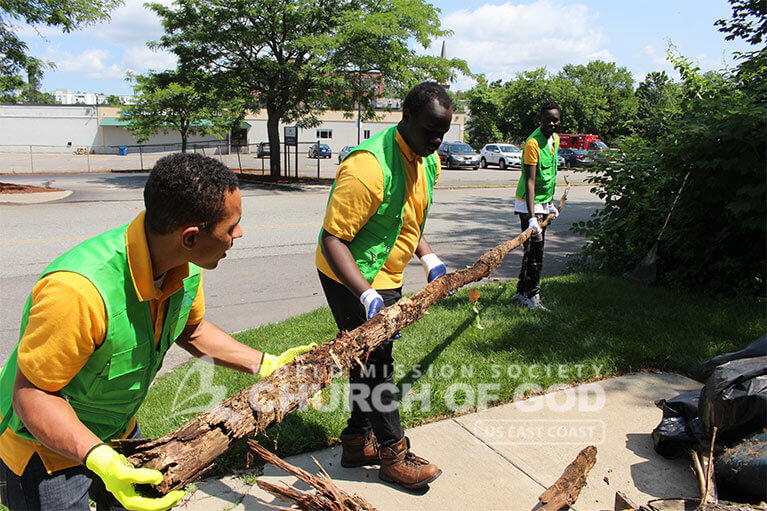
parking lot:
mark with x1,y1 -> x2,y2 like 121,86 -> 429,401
0,148 -> 592,188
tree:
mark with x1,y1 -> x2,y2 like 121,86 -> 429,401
0,57 -> 56,103
121,70 -> 243,152
150,0 -> 467,176
105,94 -> 123,106
498,68 -> 550,142
1,0 -> 122,76
632,71 -> 681,143
463,76 -> 504,147
464,61 -> 636,145
715,0 -> 766,46
556,61 -> 637,142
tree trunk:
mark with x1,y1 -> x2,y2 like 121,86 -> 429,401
266,103 -> 281,177
181,129 -> 188,153
115,184 -> 571,494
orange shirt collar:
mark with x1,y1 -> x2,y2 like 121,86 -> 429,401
125,211 -> 189,302
395,129 -> 422,164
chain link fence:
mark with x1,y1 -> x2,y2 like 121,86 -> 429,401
0,141 -> 339,178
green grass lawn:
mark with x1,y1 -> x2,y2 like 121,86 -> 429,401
137,273 -> 766,474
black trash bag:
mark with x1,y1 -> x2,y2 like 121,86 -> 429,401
715,430 -> 767,500
698,356 -> 767,443
689,334 -> 767,383
652,390 -> 702,458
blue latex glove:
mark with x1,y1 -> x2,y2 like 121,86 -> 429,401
421,253 -> 454,295
360,288 -> 384,320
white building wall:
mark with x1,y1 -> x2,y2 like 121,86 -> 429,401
100,127 -> 225,154
0,105 -> 465,154
0,105 -> 100,152
243,118 -> 463,154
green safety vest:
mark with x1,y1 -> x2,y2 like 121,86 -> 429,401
0,224 -> 201,443
516,128 -> 559,204
319,126 -> 439,283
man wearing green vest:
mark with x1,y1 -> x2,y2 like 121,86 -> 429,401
513,100 -> 562,311
0,153 -> 315,511
316,82 -> 451,490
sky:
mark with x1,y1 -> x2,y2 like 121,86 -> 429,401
13,0 -> 753,96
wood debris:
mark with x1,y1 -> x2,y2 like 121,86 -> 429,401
538,445 -> 597,511
248,439 -> 377,511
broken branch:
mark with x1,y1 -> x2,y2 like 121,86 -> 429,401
538,445 -> 597,511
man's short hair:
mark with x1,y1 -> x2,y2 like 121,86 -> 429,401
402,82 -> 452,118
540,100 -> 561,116
144,152 -> 239,234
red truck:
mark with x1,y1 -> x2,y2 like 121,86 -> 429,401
558,133 -> 608,151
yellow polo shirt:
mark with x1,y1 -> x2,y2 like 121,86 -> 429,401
0,211 -> 205,475
316,130 -> 441,289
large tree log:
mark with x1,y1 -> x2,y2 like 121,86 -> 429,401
538,445 -> 597,511
115,182 -> 572,494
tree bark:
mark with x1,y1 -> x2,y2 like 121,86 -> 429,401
538,445 -> 597,511
266,102 -> 281,177
115,183 -> 571,494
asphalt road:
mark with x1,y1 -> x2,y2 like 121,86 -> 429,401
0,170 -> 602,372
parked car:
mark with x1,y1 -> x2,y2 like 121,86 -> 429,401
256,142 -> 270,157
558,148 -> 593,168
557,153 -> 566,168
338,145 -> 355,164
437,142 -> 480,170
309,143 -> 332,159
480,143 -> 522,169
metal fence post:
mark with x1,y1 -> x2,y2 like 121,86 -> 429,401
317,139 -> 320,180
29,145 -> 34,173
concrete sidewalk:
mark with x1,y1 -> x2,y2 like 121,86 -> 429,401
177,372 -> 702,511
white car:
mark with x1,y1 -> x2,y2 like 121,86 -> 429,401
480,143 -> 522,170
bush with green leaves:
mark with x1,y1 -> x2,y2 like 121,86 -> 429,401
572,37 -> 766,295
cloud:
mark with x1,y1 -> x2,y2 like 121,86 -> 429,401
29,0 -> 176,88
438,1 -> 610,89
122,46 -> 177,74
89,0 -> 171,47
46,48 -> 125,79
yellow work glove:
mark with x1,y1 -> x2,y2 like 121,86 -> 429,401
258,342 -> 318,378
85,444 -> 185,511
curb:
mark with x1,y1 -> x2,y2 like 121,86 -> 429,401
0,190 -> 72,204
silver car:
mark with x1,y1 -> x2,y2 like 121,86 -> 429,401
338,145 -> 355,164
480,143 -> 522,170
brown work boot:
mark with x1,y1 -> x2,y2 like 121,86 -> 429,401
340,430 -> 380,467
379,436 -> 442,490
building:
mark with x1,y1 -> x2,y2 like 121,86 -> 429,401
0,103 -> 467,155
53,90 -> 134,106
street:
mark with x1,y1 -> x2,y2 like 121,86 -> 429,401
0,171 -> 602,371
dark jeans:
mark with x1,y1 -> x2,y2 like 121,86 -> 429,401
318,271 -> 404,446
516,212 -> 547,298
0,425 -> 141,511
